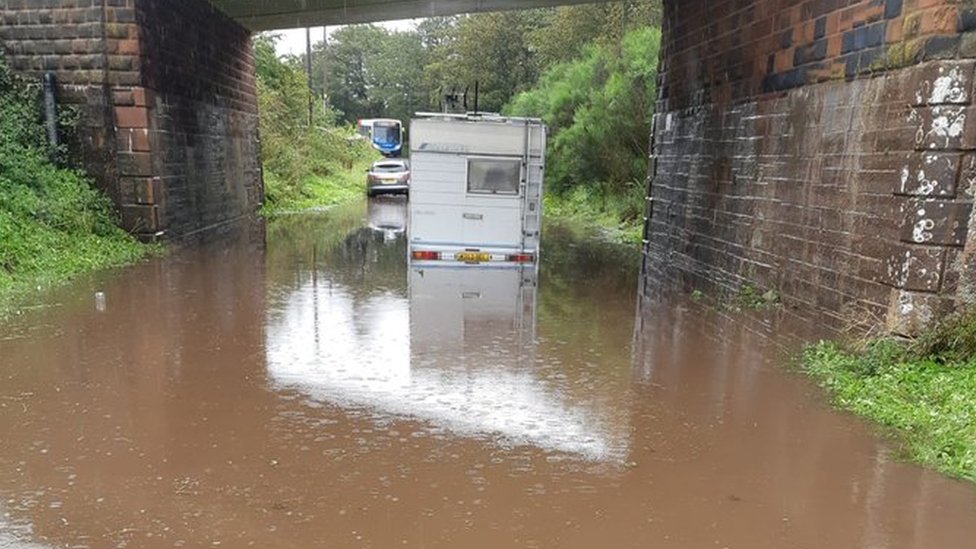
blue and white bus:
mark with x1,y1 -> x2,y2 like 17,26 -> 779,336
357,118 -> 404,157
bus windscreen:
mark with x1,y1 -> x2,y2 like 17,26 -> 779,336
372,122 -> 401,144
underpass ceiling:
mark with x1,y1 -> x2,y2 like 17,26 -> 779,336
210,0 -> 615,31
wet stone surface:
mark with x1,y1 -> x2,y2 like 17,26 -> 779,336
1,198 -> 975,548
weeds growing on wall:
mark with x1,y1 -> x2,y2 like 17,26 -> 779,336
0,52 -> 146,308
803,309 -> 976,482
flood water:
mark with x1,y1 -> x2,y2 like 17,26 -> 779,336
1,198 -> 975,548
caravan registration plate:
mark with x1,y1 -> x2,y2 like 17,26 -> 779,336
455,252 -> 491,264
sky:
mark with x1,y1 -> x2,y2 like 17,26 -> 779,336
272,19 -> 421,56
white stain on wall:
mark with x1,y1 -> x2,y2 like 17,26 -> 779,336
928,67 -> 968,104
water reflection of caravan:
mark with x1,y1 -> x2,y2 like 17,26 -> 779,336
409,265 -> 537,351
266,259 -> 626,460
408,114 -> 546,267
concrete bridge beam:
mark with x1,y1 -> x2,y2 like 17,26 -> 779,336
210,0 -> 622,30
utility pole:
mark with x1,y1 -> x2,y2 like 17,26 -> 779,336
305,26 -> 313,127
321,26 -> 327,112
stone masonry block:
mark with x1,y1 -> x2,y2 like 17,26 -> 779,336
960,153 -> 976,198
131,87 -> 150,107
897,152 -> 960,197
116,151 -> 153,177
114,87 -> 151,107
910,105 -> 976,150
910,60 -> 973,105
112,89 -> 135,106
883,243 -> 946,292
116,128 -> 151,153
114,106 -> 147,128
956,209 -> 976,304
886,289 -> 953,336
899,198 -> 972,246
123,177 -> 161,205
122,204 -> 159,234
961,31 -> 976,58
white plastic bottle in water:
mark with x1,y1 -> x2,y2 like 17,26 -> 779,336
94,291 -> 106,312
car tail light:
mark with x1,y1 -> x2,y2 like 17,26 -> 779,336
507,253 -> 535,264
412,251 -> 441,261
399,172 -> 410,183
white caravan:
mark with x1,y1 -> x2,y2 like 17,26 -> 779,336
408,113 -> 546,267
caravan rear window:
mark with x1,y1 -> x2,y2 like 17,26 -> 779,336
467,158 -> 521,195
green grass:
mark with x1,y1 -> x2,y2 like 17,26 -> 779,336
543,182 -> 646,245
0,53 -> 150,314
261,155 -> 375,215
803,311 -> 976,482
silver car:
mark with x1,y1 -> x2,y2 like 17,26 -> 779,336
366,159 -> 410,197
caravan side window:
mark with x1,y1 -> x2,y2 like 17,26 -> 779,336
467,158 -> 521,195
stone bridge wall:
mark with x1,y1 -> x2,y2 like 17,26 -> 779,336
0,0 -> 261,239
644,0 -> 976,333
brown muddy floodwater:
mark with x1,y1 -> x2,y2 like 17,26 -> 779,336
1,198 -> 975,548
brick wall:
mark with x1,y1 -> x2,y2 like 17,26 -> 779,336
0,0 -> 142,207
645,0 -> 976,333
0,0 -> 261,239
130,0 -> 261,237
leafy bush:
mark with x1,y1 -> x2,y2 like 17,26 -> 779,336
507,26 -> 660,235
508,26 -> 660,193
255,35 -> 377,213
0,52 -> 144,303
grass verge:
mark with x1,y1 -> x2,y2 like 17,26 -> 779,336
802,310 -> 976,482
0,53 -> 151,315
543,183 -> 645,245
262,154 -> 375,215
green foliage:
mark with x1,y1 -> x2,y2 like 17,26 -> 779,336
263,156 -> 375,215
313,1 -> 661,120
508,24 -> 660,236
255,34 -> 377,213
508,26 -> 661,196
528,2 -> 662,68
804,320 -> 976,482
0,52 -> 145,307
314,25 -> 428,124
283,3 -> 664,226
909,308 -> 976,364
736,284 -> 780,310
542,182 -> 646,245
442,10 -> 549,113
416,17 -> 462,108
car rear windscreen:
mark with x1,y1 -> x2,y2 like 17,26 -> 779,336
373,163 -> 406,173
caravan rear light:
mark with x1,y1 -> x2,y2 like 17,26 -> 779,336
412,251 -> 441,261
507,253 -> 535,264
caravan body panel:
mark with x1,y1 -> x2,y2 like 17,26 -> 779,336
408,115 -> 546,266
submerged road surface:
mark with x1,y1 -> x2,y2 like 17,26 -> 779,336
1,198 -> 975,548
